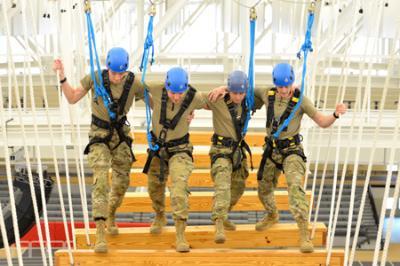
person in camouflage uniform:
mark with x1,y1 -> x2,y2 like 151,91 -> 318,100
253,63 -> 347,253
143,67 -> 206,252
209,63 -> 346,252
202,70 -> 252,244
53,47 -> 144,253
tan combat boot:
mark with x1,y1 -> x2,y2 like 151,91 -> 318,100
223,219 -> 236,231
94,220 -> 108,253
175,219 -> 190,252
255,212 -> 279,231
150,212 -> 167,234
214,218 -> 226,243
107,206 -> 119,235
298,220 -> 314,253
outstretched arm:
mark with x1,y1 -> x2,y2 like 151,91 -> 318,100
208,85 -> 228,102
312,103 -> 347,128
53,59 -> 88,104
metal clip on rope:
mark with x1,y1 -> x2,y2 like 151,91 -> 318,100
84,0 -> 91,13
250,6 -> 257,20
149,4 -> 156,16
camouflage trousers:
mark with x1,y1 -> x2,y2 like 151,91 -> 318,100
257,144 -> 308,222
210,145 -> 249,221
147,144 -> 194,220
87,125 -> 134,220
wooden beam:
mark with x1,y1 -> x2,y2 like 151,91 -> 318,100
132,152 -> 263,169
55,249 -> 345,266
118,191 -> 311,212
74,223 -> 326,250
128,170 -> 295,188
132,131 -> 266,147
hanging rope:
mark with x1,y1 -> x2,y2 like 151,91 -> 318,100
47,0 -> 78,258
301,3 -> 325,194
20,2 -> 57,264
272,1 -> 316,139
2,2 -> 48,265
84,0 -> 116,121
26,0 -> 77,261
326,3 -> 376,264
0,9 -> 24,266
323,1 -> 365,263
343,3 -> 385,266
242,6 -> 257,136
380,96 -> 400,265
69,0 -> 97,246
0,85 -> 14,266
139,4 -> 159,151
69,2 -> 92,239
351,14 -> 398,266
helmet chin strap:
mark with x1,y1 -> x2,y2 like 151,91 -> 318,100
277,87 -> 294,98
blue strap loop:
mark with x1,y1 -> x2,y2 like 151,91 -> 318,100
140,10 -> 159,151
242,7 -> 257,137
85,5 -> 116,121
273,8 -> 315,139
296,12 -> 315,60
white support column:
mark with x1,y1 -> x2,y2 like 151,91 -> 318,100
160,1 -> 209,54
222,0 -> 232,77
0,0 -> 21,33
240,1 -> 250,72
133,0 -> 186,64
56,0 -> 76,121
153,0 -> 186,40
136,0 -> 144,67
76,1 -> 87,76
255,24 -> 271,46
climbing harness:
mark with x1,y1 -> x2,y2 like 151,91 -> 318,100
143,87 -> 197,181
257,1 -> 316,179
211,94 -> 254,171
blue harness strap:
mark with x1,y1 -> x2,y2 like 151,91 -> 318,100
139,7 -> 159,151
272,4 -> 316,139
84,2 -> 116,121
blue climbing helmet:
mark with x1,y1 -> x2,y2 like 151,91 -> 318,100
227,70 -> 248,93
272,63 -> 295,87
165,67 -> 189,93
106,47 -> 129,73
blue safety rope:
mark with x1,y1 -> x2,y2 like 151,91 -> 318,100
139,12 -> 159,151
272,10 -> 315,139
242,10 -> 256,137
85,8 -> 116,121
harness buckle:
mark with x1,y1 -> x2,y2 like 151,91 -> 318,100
109,101 -> 118,114
163,119 -> 171,129
158,129 -> 168,146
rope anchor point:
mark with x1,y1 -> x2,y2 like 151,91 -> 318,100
84,0 -> 91,13
149,4 -> 156,16
250,6 -> 257,20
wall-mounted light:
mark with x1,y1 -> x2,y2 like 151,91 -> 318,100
386,197 -> 400,210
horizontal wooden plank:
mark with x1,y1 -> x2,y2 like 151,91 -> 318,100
128,170 -> 296,188
75,223 -> 326,250
55,249 -> 344,266
132,152 -> 262,169
132,130 -> 266,147
118,191 -> 311,213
